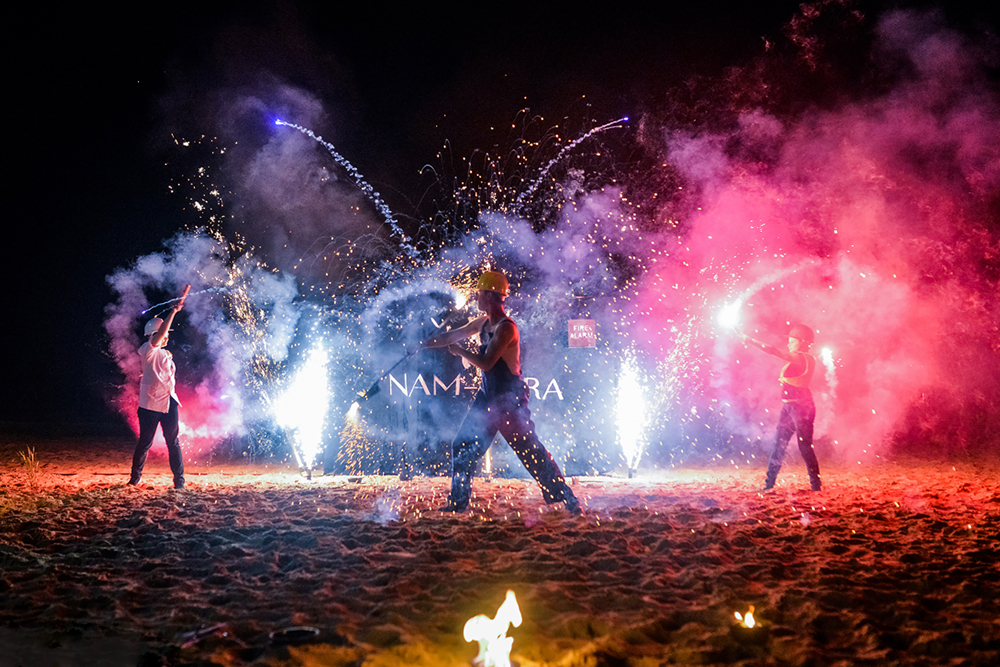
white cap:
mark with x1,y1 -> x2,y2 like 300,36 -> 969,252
144,318 -> 165,337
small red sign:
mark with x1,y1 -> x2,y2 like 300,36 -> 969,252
568,319 -> 597,348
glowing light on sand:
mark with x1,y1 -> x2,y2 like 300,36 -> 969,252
616,352 -> 647,473
273,346 -> 330,470
735,605 -> 756,628
464,590 -> 522,667
717,299 -> 742,329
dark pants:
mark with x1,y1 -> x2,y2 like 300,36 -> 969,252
450,390 -> 573,509
131,398 -> 185,487
765,400 -> 821,490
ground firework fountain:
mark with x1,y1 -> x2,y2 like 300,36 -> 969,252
616,351 -> 648,477
273,345 -> 330,478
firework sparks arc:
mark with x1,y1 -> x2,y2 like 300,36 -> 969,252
274,120 -> 422,262
514,116 -> 629,213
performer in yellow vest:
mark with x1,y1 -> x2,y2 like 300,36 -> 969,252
741,324 -> 822,491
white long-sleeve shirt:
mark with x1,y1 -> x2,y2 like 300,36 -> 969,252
138,341 -> 180,413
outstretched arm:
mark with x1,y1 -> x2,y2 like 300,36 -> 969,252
739,332 -> 794,362
448,320 -> 516,371
423,315 -> 487,349
151,303 -> 182,348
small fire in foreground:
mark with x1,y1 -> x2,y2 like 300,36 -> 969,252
464,590 -> 522,667
735,605 -> 756,628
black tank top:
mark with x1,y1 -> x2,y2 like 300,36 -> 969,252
479,318 -> 522,399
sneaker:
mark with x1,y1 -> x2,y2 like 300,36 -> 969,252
564,495 -> 583,516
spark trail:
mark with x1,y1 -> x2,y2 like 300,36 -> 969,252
275,120 -> 421,262
141,287 -> 227,317
514,116 -> 629,212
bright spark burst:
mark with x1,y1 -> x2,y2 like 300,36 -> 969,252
820,346 -> 837,397
717,299 -> 743,330
273,346 -> 330,470
616,351 -> 648,471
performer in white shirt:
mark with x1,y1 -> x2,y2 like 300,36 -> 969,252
128,302 -> 185,489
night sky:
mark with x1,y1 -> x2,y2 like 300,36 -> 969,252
5,1 -> 998,432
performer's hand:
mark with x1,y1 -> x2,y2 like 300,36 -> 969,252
446,343 -> 461,356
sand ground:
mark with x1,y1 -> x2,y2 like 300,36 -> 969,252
1,437 -> 998,667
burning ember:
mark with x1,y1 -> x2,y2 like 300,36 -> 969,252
735,605 -> 756,628
464,590 -> 522,667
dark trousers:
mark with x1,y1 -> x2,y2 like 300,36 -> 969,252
131,398 -> 185,487
450,390 -> 571,508
765,400 -> 821,490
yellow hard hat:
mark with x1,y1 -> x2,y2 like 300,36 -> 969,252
789,323 -> 815,344
476,270 -> 509,296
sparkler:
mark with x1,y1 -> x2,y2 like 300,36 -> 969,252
819,346 -> 837,396
716,298 -> 743,330
464,590 -> 522,667
355,351 -> 419,402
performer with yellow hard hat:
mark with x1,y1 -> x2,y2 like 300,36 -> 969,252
423,270 -> 581,514
740,324 -> 822,492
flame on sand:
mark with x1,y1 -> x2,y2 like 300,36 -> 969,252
735,605 -> 756,628
273,346 -> 330,471
464,590 -> 522,667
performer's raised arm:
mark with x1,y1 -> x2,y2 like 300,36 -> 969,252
422,315 -> 487,349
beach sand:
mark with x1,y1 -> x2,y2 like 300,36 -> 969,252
1,437 -> 998,666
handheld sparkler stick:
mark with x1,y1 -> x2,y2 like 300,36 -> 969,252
357,350 -> 420,401
177,284 -> 191,309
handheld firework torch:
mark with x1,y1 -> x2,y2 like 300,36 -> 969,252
177,284 -> 191,309
353,296 -> 472,406
356,351 -> 418,402
717,298 -> 743,331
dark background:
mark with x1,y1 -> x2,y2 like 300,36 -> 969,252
4,1 -> 997,432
